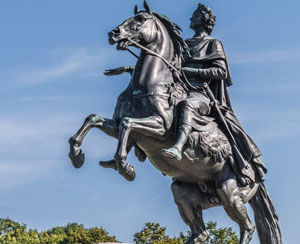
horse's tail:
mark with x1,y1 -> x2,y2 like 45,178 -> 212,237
249,183 -> 283,244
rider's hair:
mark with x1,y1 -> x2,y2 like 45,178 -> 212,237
194,3 -> 216,35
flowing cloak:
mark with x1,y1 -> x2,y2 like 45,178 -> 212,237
184,36 -> 267,183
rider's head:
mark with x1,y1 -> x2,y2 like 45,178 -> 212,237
190,3 -> 216,35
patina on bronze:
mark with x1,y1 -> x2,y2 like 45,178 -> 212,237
69,2 -> 282,244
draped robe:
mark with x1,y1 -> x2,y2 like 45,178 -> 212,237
182,36 -> 267,183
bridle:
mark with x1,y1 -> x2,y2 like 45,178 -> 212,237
127,38 -> 182,77
124,15 -> 200,91
125,13 -> 183,76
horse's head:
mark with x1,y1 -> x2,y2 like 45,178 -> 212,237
108,1 -> 159,50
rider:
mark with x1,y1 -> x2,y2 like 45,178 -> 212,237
161,3 -> 267,185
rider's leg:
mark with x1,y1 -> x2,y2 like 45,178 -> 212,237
114,115 -> 166,181
162,124 -> 192,161
171,180 -> 213,244
216,165 -> 255,244
162,92 -> 211,161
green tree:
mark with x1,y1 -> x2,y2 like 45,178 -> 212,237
134,221 -> 238,244
205,222 -> 238,244
0,218 -> 118,244
0,217 -> 238,243
133,223 -> 169,243
0,218 -> 64,244
47,222 -> 118,243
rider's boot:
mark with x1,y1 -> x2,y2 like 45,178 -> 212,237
162,125 -> 192,161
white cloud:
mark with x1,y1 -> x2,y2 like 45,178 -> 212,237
0,115 -> 73,155
253,129 -> 298,142
0,113 -> 117,191
0,160 -> 56,190
11,47 -> 113,85
0,45 -> 122,192
3,94 -> 93,103
229,48 -> 300,64
236,107 -> 300,142
0,113 -> 116,156
236,82 -> 300,94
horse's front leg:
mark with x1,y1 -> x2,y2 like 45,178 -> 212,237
114,115 -> 166,181
69,114 -> 119,168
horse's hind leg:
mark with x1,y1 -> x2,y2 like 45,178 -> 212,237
171,180 -> 214,244
69,114 -> 119,168
216,170 -> 255,244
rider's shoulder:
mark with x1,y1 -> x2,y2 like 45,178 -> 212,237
207,37 -> 225,52
185,36 -> 223,45
207,37 -> 223,46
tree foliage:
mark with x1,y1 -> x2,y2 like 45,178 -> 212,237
133,222 -> 183,244
205,222 -> 238,244
0,218 -> 118,244
134,222 -> 238,244
0,217 -> 238,244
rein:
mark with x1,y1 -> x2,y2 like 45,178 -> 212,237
127,38 -> 200,91
127,38 -> 182,76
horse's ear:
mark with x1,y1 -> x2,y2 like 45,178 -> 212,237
144,0 -> 152,14
134,4 -> 139,15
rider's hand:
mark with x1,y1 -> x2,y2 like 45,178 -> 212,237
104,67 -> 126,76
104,66 -> 135,76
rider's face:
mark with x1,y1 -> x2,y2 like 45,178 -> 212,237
190,11 -> 203,30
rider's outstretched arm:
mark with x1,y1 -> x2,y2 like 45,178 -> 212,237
104,66 -> 135,76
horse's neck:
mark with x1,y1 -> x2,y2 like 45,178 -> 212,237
131,25 -> 174,92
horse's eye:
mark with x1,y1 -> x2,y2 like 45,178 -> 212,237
135,15 -> 145,22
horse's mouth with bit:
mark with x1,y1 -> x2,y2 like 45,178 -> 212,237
108,32 -> 128,49
109,32 -> 140,51
109,36 -> 130,50
116,39 -> 131,50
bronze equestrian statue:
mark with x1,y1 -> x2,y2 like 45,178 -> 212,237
69,2 -> 282,244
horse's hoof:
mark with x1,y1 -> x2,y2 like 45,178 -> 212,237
193,230 -> 210,243
119,163 -> 136,181
99,159 -> 118,171
184,231 -> 209,244
69,149 -> 85,169
240,226 -> 255,244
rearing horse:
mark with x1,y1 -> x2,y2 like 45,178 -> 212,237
69,2 -> 282,244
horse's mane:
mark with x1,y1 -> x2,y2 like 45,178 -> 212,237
153,12 -> 190,68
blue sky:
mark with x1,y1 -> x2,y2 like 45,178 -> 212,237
0,0 -> 299,243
